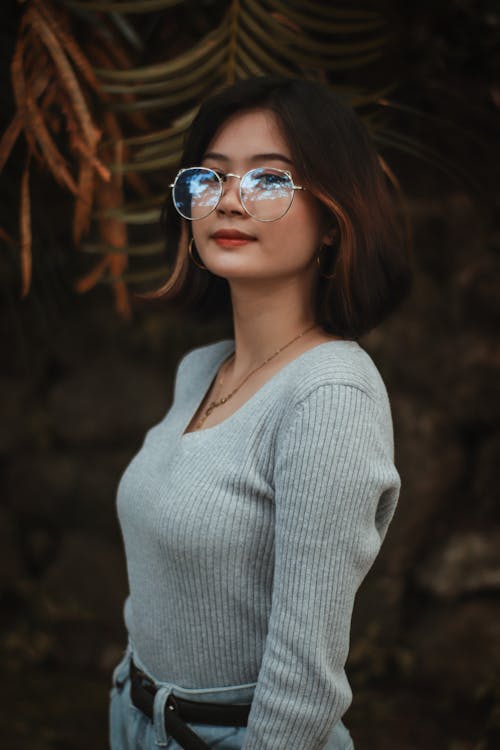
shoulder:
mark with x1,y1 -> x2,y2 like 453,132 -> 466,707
278,341 -> 396,457
284,340 -> 390,408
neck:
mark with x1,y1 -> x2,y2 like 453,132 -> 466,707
225,267 -> 319,379
228,321 -> 319,381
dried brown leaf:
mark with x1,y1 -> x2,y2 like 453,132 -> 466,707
28,6 -> 101,151
25,91 -> 79,194
0,112 -> 24,172
73,157 -> 94,244
102,110 -> 123,150
113,278 -> 132,320
11,34 -> 39,159
41,79 -> 58,110
20,154 -> 32,298
33,0 -> 104,96
96,179 -> 128,249
72,134 -> 111,181
113,138 -> 123,190
11,29 -> 69,181
74,255 -> 108,293
109,244 -> 128,278
88,44 -> 150,131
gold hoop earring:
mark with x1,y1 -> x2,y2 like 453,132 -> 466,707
316,243 -> 336,279
188,237 -> 207,270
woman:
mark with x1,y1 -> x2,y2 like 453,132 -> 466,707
109,76 -> 413,750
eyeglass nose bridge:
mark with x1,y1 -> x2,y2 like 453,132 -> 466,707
214,172 -> 246,213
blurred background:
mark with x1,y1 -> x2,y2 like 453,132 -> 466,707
0,1 -> 499,748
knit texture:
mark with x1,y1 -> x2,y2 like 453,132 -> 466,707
116,338 -> 401,750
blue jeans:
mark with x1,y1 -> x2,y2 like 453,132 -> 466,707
109,641 -> 355,749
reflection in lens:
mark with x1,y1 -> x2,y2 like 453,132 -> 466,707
241,168 -> 293,221
173,168 -> 221,219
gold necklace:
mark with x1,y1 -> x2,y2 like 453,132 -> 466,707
194,322 -> 319,429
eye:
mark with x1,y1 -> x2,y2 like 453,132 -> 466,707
204,167 -> 226,181
265,173 -> 286,184
256,170 -> 289,188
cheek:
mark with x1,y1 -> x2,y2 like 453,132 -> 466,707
263,226 -> 320,269
191,221 -> 211,247
278,210 -> 323,257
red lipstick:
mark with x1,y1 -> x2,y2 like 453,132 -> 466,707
211,229 -> 257,247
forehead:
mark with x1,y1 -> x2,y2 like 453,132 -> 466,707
204,109 -> 291,160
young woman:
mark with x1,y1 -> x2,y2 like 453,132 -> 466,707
109,76 -> 413,750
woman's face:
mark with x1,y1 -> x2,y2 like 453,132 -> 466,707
190,108 -> 331,285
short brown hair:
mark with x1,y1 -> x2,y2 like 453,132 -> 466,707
135,76 -> 413,340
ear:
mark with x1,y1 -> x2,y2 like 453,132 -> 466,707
320,226 -> 339,247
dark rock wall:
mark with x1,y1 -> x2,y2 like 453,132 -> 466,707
1,187 -> 498,749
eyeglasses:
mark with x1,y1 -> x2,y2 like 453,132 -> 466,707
169,166 -> 306,222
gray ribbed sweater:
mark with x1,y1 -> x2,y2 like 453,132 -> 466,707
116,337 -> 401,750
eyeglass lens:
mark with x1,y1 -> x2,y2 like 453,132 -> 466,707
172,167 -> 294,221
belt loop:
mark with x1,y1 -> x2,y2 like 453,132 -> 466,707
153,685 -> 174,747
112,645 -> 131,690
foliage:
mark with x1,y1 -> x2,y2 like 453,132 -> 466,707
0,0 -> 458,317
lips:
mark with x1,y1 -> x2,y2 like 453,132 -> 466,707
211,229 -> 257,240
211,228 -> 257,248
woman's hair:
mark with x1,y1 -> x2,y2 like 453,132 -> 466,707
134,75 -> 413,340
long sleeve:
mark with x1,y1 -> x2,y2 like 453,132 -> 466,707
241,383 -> 401,750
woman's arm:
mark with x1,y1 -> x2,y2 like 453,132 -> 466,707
241,383 -> 401,750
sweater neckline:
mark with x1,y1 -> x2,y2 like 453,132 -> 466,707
180,338 -> 357,440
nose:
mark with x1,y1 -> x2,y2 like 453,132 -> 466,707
216,174 -> 245,216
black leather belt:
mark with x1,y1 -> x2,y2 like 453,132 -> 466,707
129,658 -> 252,750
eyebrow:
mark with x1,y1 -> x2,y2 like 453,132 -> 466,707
202,151 -> 294,166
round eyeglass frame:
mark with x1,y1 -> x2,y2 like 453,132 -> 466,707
169,166 -> 306,223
